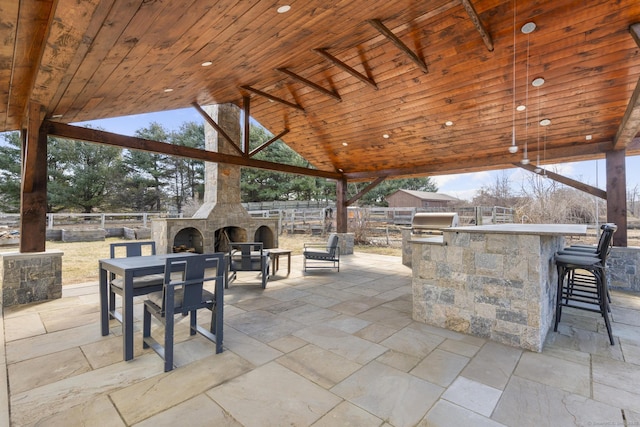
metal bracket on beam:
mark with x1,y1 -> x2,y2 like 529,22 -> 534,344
367,19 -> 428,74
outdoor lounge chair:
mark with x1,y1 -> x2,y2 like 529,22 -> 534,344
303,233 -> 340,272
143,253 -> 225,372
228,242 -> 270,288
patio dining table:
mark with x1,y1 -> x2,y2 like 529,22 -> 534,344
99,252 -> 198,361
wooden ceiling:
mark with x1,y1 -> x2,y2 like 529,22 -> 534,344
3,0 -> 640,181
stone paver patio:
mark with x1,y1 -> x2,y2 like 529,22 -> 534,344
1,252 -> 639,426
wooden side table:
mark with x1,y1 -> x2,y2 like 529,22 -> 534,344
268,248 -> 292,276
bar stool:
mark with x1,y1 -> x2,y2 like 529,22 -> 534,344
553,224 -> 617,345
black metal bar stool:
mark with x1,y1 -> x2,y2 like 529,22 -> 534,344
553,224 -> 617,345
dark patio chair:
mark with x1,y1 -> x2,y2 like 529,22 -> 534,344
228,242 -> 270,288
143,253 -> 226,372
554,224 -> 617,345
108,241 -> 164,324
303,233 -> 340,272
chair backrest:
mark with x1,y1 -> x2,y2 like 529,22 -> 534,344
110,241 -> 156,258
596,224 -> 617,263
230,242 -> 263,270
163,253 -> 226,314
326,234 -> 339,257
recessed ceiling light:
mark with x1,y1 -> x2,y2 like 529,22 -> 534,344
382,134 -> 390,139
539,118 -> 551,126
51,114 -> 63,119
342,142 -> 348,146
521,22 -> 536,34
445,121 -> 453,126
163,88 -> 174,92
277,5 -> 291,13
532,77 -> 545,87
586,134 -> 592,140
516,105 -> 526,111
201,61 -> 213,67
338,168 -> 344,172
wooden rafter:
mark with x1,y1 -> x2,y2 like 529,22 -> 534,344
516,163 -> 607,199
276,68 -> 341,101
45,121 -> 342,180
460,0 -> 494,52
613,23 -> 640,150
249,129 -> 290,158
192,102 -> 244,156
366,19 -> 428,74
240,85 -> 305,112
313,48 -> 378,90
346,176 -> 387,206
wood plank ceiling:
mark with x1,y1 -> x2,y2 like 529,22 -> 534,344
2,0 -> 640,181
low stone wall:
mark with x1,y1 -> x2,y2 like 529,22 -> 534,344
61,229 -> 106,242
608,246 -> 640,292
0,251 -> 63,306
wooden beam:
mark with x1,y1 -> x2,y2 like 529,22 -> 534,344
367,19 -> 428,74
346,176 -> 386,206
460,0 -> 494,52
276,68 -> 342,101
249,129 -> 290,158
614,74 -> 640,150
240,85 -> 305,112
192,102 -> 244,156
614,23 -> 640,150
243,95 -> 250,155
20,116 -> 48,253
344,140 -> 617,181
22,102 -> 44,193
313,48 -> 378,90
516,163 -> 607,200
606,149 -> 627,246
45,121 -> 342,180
336,178 -> 348,233
630,22 -> 640,47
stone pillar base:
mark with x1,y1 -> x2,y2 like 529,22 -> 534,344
0,250 -> 63,307
334,232 -> 354,255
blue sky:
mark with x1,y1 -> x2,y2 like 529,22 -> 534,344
76,108 -> 640,202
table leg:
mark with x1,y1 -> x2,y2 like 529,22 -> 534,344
271,255 -> 277,274
123,271 -> 134,361
99,266 -> 109,336
286,253 -> 291,276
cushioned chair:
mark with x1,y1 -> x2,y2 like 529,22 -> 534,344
108,241 -> 164,324
553,224 -> 617,345
303,234 -> 340,272
143,253 -> 226,372
228,242 -> 269,289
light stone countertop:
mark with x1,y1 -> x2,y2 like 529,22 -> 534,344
445,223 -> 587,236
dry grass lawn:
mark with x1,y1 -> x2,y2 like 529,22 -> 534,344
4,234 -> 401,285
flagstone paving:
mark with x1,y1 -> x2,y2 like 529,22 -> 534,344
1,252 -> 639,426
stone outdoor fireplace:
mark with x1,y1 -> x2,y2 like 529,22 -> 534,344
151,104 -> 278,254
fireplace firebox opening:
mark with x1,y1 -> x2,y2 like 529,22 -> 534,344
254,226 -> 275,249
173,227 -> 204,253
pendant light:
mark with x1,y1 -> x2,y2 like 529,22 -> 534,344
520,21 -> 536,165
509,0 -> 518,154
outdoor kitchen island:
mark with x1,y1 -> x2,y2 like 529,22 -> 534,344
410,224 -> 587,352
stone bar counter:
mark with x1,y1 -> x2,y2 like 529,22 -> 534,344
411,224 -> 586,352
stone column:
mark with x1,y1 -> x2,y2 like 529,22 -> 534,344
0,250 -> 63,306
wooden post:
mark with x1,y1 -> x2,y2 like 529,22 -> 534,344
336,178 -> 348,233
606,149 -> 627,247
20,103 -> 48,253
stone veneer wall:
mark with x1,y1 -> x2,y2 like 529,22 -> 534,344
0,251 -> 63,307
608,246 -> 640,292
412,230 -> 565,352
